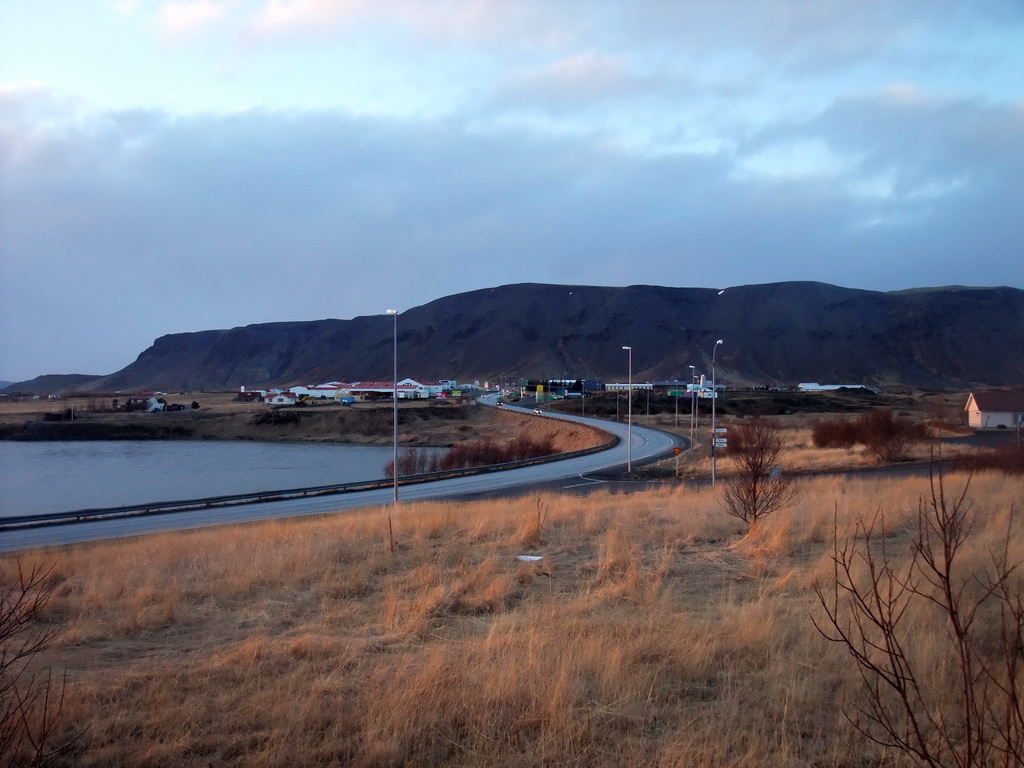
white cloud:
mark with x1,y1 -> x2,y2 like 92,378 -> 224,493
246,0 -> 368,39
112,0 -> 142,15
245,0 -> 566,44
506,52 -> 632,103
2,83 -> 1022,380
2,1 -> 1023,379
161,0 -> 234,40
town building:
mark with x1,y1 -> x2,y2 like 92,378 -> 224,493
797,383 -> 878,393
266,392 -> 300,406
964,390 -> 1024,429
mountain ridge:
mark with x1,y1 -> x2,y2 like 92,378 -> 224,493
5,281 -> 1023,393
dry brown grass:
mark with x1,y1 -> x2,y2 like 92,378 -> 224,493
640,419 -> 981,480
5,470 -> 1023,767
0,395 -> 604,451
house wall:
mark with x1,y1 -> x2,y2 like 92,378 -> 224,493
969,409 -> 1016,429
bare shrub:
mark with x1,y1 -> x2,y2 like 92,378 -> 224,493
721,418 -> 798,532
434,435 -> 556,471
859,409 -> 915,462
385,436 -> 558,478
952,442 -> 1024,476
1,562 -> 73,767
810,417 -> 859,449
811,408 -> 929,462
383,449 -> 435,479
813,468 -> 1024,766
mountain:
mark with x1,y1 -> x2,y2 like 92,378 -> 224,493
7,282 -> 1024,393
2,374 -> 104,394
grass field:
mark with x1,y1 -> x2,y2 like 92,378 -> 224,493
5,468 -> 1023,766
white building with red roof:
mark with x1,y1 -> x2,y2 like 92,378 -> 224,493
266,391 -> 300,405
965,390 -> 1024,429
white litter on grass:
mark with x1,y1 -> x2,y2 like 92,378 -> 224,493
516,555 -> 543,561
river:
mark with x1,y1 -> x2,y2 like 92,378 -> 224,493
0,441 -> 432,518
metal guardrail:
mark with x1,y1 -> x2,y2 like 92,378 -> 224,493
0,429 -> 618,532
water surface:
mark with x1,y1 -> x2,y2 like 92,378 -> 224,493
0,441 -> 415,517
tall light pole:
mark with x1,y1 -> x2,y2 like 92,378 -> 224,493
711,339 -> 723,485
386,309 -> 399,504
688,364 -> 696,446
622,346 -> 632,473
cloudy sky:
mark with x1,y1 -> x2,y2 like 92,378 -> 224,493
1,1 -> 1022,381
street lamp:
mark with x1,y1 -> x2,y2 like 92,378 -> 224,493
386,309 -> 399,504
622,346 -> 632,473
711,339 -> 724,485
688,364 -> 696,445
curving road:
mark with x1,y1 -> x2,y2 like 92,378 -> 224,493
0,397 -> 681,553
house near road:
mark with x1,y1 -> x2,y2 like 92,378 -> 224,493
340,379 -> 454,400
266,392 -> 300,406
125,395 -> 165,412
252,378 -> 459,405
965,390 -> 1024,429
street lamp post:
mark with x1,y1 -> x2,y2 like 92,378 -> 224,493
386,309 -> 399,504
711,339 -> 723,485
622,346 -> 632,473
688,364 -> 696,445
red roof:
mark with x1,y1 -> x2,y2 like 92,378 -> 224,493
967,390 -> 1024,412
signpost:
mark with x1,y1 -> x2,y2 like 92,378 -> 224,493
674,445 -> 682,477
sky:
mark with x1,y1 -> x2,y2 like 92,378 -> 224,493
1,1 -> 1022,382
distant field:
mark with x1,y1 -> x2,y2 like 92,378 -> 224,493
0,394 -> 606,451
555,388 -> 980,478
1,388 -> 983,475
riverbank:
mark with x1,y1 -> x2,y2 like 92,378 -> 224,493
0,394 -> 607,453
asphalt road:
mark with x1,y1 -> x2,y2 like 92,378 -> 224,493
0,396 -> 681,553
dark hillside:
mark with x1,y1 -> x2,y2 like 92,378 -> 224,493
7,282 -> 1023,392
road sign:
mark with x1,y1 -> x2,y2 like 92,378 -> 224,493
669,390 -> 684,397
714,439 -> 727,448
673,447 -> 681,455
714,428 -> 727,433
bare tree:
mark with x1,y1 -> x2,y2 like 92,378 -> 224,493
720,418 -> 797,531
1,562 -> 74,767
813,467 -> 1024,767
